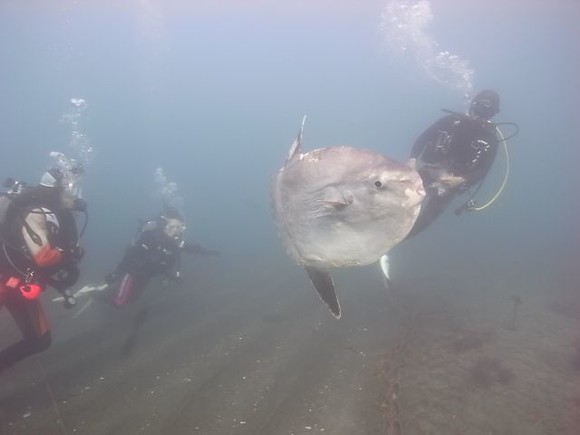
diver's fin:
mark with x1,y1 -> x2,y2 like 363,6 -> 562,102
305,266 -> 341,319
72,299 -> 93,319
74,282 -> 109,297
379,254 -> 391,289
52,282 -> 109,303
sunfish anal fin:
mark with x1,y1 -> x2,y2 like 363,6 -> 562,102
379,254 -> 391,290
305,266 -> 341,319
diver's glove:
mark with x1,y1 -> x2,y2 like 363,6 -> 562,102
439,174 -> 466,190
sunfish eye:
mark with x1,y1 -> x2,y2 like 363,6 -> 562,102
374,180 -> 383,188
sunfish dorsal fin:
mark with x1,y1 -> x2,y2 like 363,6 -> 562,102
285,115 -> 307,163
305,266 -> 341,319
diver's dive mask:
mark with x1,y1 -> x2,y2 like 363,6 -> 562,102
470,98 -> 499,120
163,218 -> 186,238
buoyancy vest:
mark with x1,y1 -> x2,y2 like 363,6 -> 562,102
416,113 -> 499,187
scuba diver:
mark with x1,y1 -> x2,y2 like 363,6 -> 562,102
406,89 -> 518,238
84,207 -> 220,306
379,90 -> 518,284
0,166 -> 87,374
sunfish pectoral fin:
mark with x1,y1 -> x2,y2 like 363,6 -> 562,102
285,115 -> 307,163
305,266 -> 341,319
318,188 -> 353,209
319,200 -> 349,209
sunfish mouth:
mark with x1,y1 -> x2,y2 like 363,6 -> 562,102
404,184 -> 426,207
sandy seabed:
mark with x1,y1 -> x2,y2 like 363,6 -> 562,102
1,249 -> 579,435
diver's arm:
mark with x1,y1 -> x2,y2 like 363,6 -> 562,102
182,242 -> 221,257
410,115 -> 456,159
22,209 -> 63,268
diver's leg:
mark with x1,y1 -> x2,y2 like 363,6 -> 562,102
0,291 -> 51,373
113,272 -> 152,306
113,272 -> 135,305
106,247 -> 143,285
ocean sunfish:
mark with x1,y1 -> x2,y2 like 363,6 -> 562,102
271,117 -> 424,318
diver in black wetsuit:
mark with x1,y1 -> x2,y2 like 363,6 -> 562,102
379,90 -> 519,285
406,89 -> 506,238
92,207 -> 220,306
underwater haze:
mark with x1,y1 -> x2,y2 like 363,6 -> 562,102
1,0 -> 579,434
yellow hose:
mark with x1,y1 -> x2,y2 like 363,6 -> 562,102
469,125 -> 510,211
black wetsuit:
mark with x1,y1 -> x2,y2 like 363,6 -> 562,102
407,112 -> 500,238
104,221 -> 217,305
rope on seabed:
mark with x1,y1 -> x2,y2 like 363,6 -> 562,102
35,356 -> 69,435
